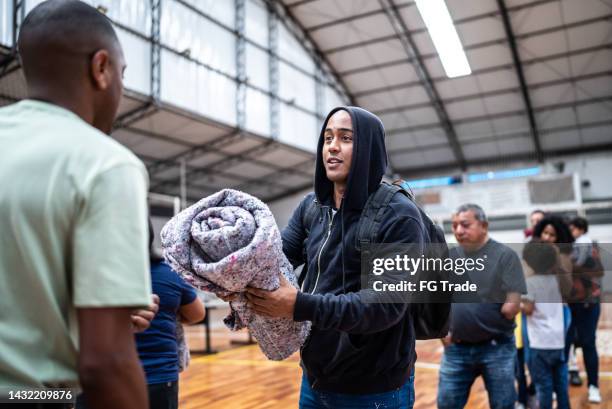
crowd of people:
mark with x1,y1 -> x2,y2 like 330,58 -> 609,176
0,2 -> 605,409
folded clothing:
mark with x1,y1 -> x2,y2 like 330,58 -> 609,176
161,189 -> 310,360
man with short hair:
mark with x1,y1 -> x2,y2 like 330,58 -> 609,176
437,204 -> 526,409
245,107 -> 429,409
0,1 -> 153,408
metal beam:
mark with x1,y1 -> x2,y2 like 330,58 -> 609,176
268,3 -> 280,139
306,2 -> 415,33
378,0 -> 466,169
150,0 -> 161,103
236,0 -> 247,130
497,0 -> 543,162
395,142 -> 612,177
265,0 -> 355,104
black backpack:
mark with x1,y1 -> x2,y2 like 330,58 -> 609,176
300,181 -> 451,340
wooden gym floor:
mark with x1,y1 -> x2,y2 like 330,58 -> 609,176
179,304 -> 612,408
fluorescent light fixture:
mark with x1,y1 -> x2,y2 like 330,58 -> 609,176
467,167 -> 541,183
414,0 -> 471,78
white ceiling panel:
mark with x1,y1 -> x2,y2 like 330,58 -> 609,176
255,146 -> 312,167
344,63 -> 419,93
327,39 -> 405,72
456,120 -> 494,140
524,58 -> 573,84
447,98 -> 488,120
467,43 -> 514,71
423,57 -> 447,79
411,128 -> 449,147
224,161 -> 275,179
456,17 -> 505,47
577,102 -> 612,124
390,151 -> 429,168
398,4 -> 426,31
530,83 -> 576,108
560,0 -> 612,25
536,108 -> 579,129
168,119 -> 229,144
482,93 -> 524,115
574,77 -> 612,100
295,0 -> 382,29
580,125 -> 612,146
568,21 -> 612,52
423,147 -> 456,163
446,0 -> 498,21
540,130 -> 581,150
463,141 -> 500,159
386,133 -> 418,152
490,115 -> 530,134
436,75 -> 481,99
357,85 -> 430,112
496,135 -> 534,155
186,152 -> 226,168
379,107 -> 439,129
473,69 -> 520,92
511,1 -> 563,34
519,31 -> 568,59
412,31 -> 437,56
311,13 -> 396,51
218,136 -> 263,154
569,49 -> 612,75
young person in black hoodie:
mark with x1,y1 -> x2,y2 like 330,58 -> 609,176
246,107 -> 428,408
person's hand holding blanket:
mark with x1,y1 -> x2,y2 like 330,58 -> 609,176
246,273 -> 297,318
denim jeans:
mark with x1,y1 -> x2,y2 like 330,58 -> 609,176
530,348 -> 569,409
566,302 -> 600,387
299,372 -> 415,409
437,340 -> 516,409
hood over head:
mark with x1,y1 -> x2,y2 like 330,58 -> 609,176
314,106 -> 388,211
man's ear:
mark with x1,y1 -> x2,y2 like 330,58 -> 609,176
89,49 -> 111,91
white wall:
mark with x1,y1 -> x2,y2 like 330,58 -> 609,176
546,153 -> 612,201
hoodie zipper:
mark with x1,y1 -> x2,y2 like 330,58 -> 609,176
310,208 -> 335,294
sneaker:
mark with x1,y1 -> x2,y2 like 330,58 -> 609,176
588,385 -> 602,403
569,370 -> 583,386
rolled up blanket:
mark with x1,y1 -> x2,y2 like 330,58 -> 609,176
160,189 -> 310,360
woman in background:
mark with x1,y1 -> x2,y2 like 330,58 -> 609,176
136,221 -> 206,409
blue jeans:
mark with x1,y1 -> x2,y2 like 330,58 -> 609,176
530,348 -> 569,409
299,372 -> 415,409
437,340 -> 516,409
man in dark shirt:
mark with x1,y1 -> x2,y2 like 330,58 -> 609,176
437,204 -> 526,409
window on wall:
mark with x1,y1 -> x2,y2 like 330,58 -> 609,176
279,103 -> 318,153
115,27 -> 151,96
161,0 -> 236,76
245,0 -> 268,47
278,24 -> 315,75
246,43 -> 269,92
161,49 -> 237,126
279,62 -> 316,114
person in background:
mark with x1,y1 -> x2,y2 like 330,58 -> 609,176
0,1 -> 156,408
521,240 -> 571,409
135,221 -> 206,409
524,209 -> 546,241
567,216 -> 602,404
438,204 -> 526,409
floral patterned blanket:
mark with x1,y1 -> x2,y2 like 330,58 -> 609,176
160,189 -> 310,360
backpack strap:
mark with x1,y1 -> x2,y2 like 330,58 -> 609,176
356,182 -> 406,251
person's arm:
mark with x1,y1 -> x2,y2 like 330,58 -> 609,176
77,308 -> 148,409
131,294 -> 160,332
248,205 -> 426,334
501,292 -> 521,320
179,298 -> 205,324
556,253 -> 574,301
521,300 -> 535,316
280,194 -> 312,268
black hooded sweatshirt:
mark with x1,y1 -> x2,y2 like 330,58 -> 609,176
281,106 -> 428,394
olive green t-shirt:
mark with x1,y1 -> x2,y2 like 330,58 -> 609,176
0,100 -> 152,388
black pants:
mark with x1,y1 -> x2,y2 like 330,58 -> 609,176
75,381 -> 178,409
148,381 -> 178,409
